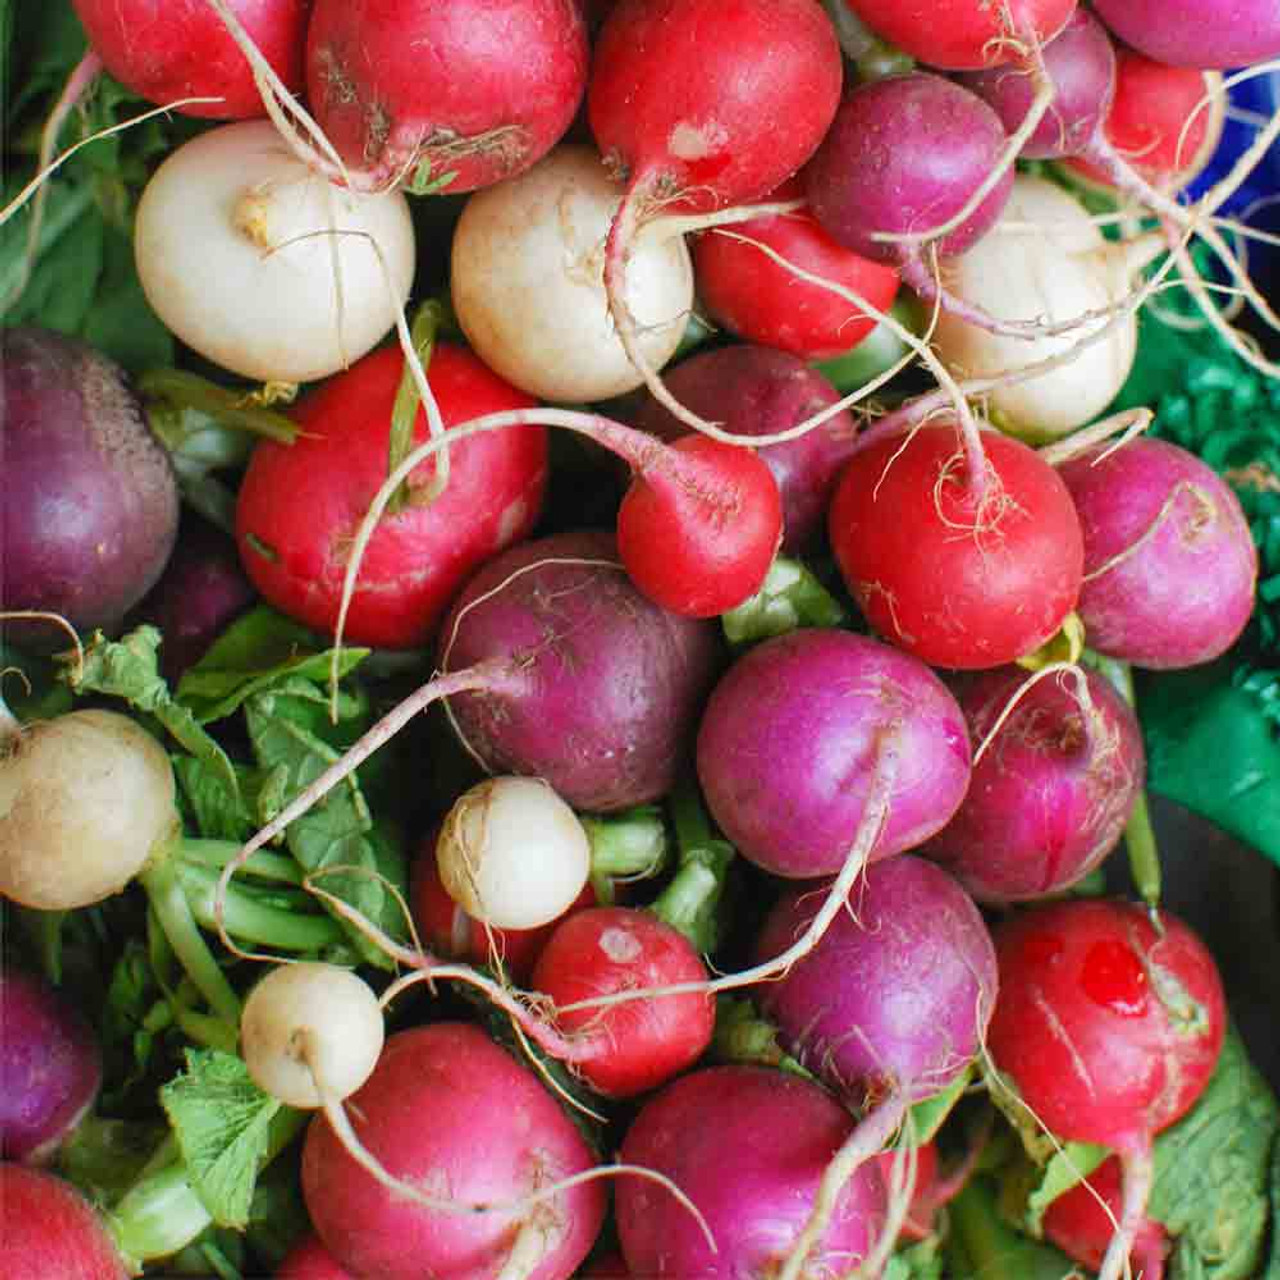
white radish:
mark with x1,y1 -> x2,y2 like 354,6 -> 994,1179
436,776 -> 591,930
240,962 -> 384,1108
134,120 -> 415,384
931,177 -> 1161,442
450,145 -> 694,404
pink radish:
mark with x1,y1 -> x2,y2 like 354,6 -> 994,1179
0,1163 -> 128,1280
1089,0 -> 1280,70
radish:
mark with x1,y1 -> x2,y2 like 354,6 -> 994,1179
689,179 -> 901,362
1090,0 -> 1280,70
235,343 -> 547,650
987,899 -> 1226,1280
828,421 -> 1085,670
1,327 -> 179,645
0,966 -> 102,1164
276,1233 -> 358,1279
696,629 -> 971,880
1055,437 -> 1258,669
435,776 -> 592,931
0,1163 -> 129,1280
925,664 -> 1146,903
529,905 -> 715,1099
134,120 -> 415,385
615,1065 -> 888,1278
752,855 -> 997,1261
450,145 -> 694,404
70,0 -> 309,119
304,0 -> 589,193
586,0 -> 843,426
629,344 -> 860,551
301,1023 -> 606,1280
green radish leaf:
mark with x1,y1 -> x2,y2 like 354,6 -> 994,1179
883,1234 -> 945,1280
1020,1141 -> 1109,1237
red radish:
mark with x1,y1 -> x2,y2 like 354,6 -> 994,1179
828,421 -> 1085,670
0,1163 -> 128,1280
235,343 -> 547,650
925,664 -> 1146,903
616,1065 -> 888,1278
276,1232 -> 358,1278
690,179 -> 901,362
304,0 -> 589,192
696,629 -> 971,879
301,1023 -> 606,1280
587,0 -> 843,422
1041,1155 -> 1170,1280
987,900 -> 1226,1280
1090,0 -> 1280,70
530,906 -> 714,1098
71,0 -> 309,118
630,344 -> 860,551
839,0 -> 1075,71
1056,437 -> 1258,670
0,967 -> 102,1164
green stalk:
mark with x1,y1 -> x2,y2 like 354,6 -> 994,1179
580,805 -> 670,903
720,556 -> 848,647
177,838 -> 304,887
138,369 -> 299,444
387,299 -> 445,514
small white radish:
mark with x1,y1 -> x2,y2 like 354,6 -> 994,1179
436,776 -> 591,930
450,145 -> 694,404
931,176 -> 1160,441
134,120 -> 415,384
240,962 -> 384,1109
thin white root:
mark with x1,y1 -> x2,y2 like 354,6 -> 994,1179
1096,1151 -> 1155,1280
970,661 -> 1093,768
1038,407 -> 1153,467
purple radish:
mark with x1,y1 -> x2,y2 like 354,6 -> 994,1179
615,1065 -> 888,1279
629,345 -> 859,552
696,629 -> 971,880
1,327 -> 179,649
925,665 -> 1146,903
1089,0 -> 1280,70
752,856 -> 998,1228
0,967 -> 102,1163
1056,438 -> 1258,669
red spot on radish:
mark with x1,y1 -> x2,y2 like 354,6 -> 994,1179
1080,939 -> 1149,1018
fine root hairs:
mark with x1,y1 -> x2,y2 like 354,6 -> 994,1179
971,660 -> 1097,768
1080,479 -> 1218,585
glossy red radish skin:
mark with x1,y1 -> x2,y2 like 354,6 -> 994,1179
616,1066 -> 888,1278
71,0 -> 309,119
1056,438 -> 1258,670
305,0 -> 589,191
0,968 -> 102,1164
1089,0 -> 1280,69
828,423 -> 1085,670
925,665 -> 1146,903
235,344 -> 547,650
275,1232 -> 359,1279
0,1163 -> 129,1280
696,629 -> 971,878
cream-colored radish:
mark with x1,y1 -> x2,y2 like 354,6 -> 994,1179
0,710 -> 178,910
436,776 -> 591,930
241,963 -> 384,1109
932,177 -> 1159,442
450,145 -> 694,404
134,120 -> 414,384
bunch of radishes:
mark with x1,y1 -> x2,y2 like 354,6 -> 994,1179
4,0 -> 1280,1277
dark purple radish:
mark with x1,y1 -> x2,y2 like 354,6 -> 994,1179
629,345 -> 859,552
0,328 -> 179,650
0,1163 -> 129,1279
752,856 -> 998,1256
925,665 -> 1146,903
1056,438 -> 1258,669
587,0 -> 843,428
1089,0 -> 1280,69
987,899 -> 1226,1280
0,968 -> 102,1164
615,1065 -> 888,1279
696,629 -> 971,880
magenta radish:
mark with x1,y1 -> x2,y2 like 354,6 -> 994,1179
925,665 -> 1146,903
1,327 -> 179,646
1089,0 -> 1280,69
70,0 -> 309,118
828,421 -> 1085,670
630,344 -> 859,551
586,0 -> 843,421
1056,437 -> 1258,669
304,0 -> 589,192
615,1065 -> 888,1278
0,1163 -> 129,1280
529,905 -> 714,1098
696,629 -> 971,879
0,967 -> 102,1164
301,1022 -> 606,1280
987,899 -> 1226,1280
